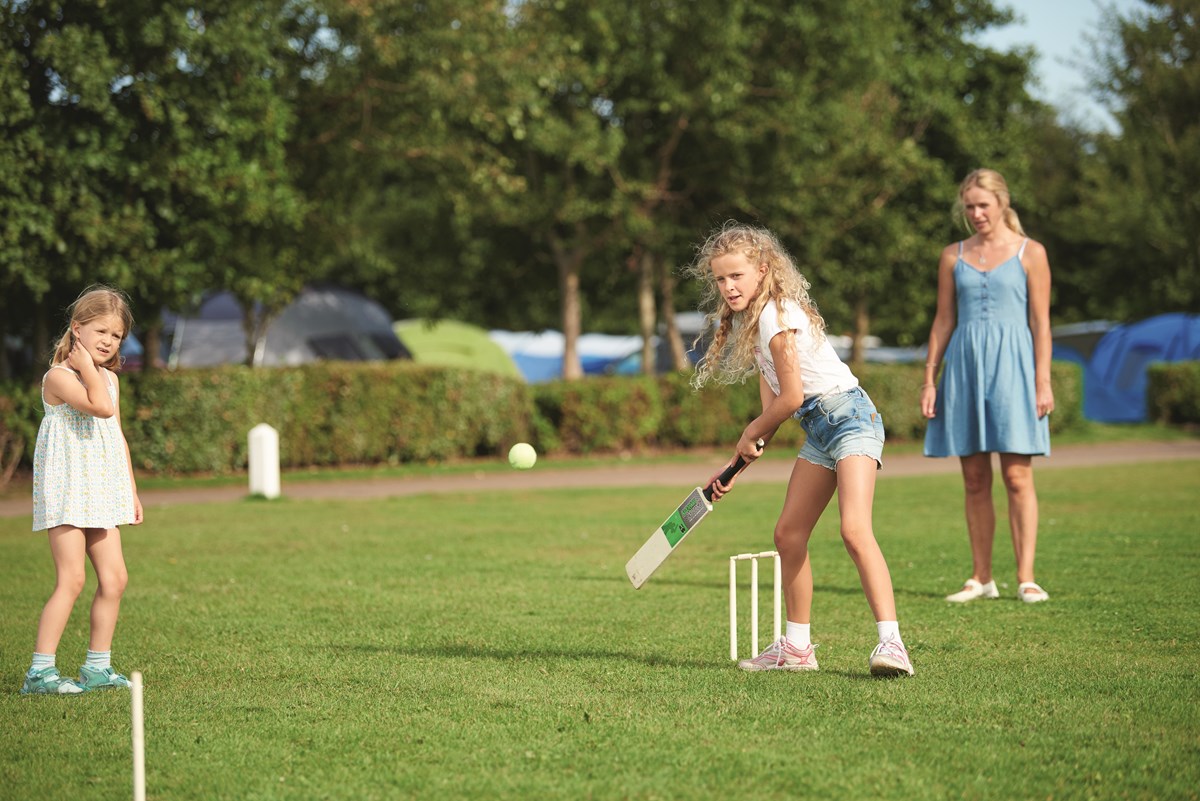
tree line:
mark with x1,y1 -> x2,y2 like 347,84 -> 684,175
1,0 -> 1196,381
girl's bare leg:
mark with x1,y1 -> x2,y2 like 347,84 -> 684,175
34,526 -> 88,654
834,455 -> 896,621
84,527 -> 129,652
774,459 -> 837,626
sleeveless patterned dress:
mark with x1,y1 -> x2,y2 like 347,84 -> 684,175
924,240 -> 1050,458
32,365 -> 136,531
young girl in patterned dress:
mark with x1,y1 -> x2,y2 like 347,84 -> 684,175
21,286 -> 143,695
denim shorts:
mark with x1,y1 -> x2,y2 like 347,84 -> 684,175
796,386 -> 885,471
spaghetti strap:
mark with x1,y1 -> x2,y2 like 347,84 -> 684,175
41,363 -> 75,404
1017,238 -> 1029,261
957,241 -> 964,257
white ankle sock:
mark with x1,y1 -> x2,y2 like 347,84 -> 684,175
85,650 -> 112,670
785,622 -> 811,648
31,652 -> 54,672
877,621 -> 900,643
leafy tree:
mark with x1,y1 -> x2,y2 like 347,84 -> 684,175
0,1 -> 308,374
1067,0 -> 1200,320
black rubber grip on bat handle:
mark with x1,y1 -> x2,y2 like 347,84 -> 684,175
703,439 -> 764,501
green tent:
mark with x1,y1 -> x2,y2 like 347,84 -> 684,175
393,319 -> 523,379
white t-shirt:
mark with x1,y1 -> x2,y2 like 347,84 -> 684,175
754,298 -> 858,400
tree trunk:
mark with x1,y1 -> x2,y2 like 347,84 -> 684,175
34,298 -> 49,370
637,250 -> 656,375
0,303 -> 9,381
659,259 -> 688,370
241,306 -> 272,368
141,320 -> 163,371
551,233 -> 584,381
851,294 -> 869,369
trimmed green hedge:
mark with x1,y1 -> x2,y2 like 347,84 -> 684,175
530,372 -> 800,453
0,360 -> 1087,476
1148,362 -> 1200,424
0,364 -> 533,476
121,364 -> 534,474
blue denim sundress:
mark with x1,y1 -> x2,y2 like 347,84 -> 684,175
924,241 -> 1050,458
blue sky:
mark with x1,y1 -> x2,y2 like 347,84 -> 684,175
975,0 -> 1146,129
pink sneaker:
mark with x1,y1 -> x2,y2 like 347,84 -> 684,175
869,639 -> 914,677
737,638 -> 818,672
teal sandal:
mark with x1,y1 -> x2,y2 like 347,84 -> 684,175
20,667 -> 84,695
78,665 -> 132,691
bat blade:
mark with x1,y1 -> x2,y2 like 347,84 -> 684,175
625,487 -> 712,589
625,440 -> 762,589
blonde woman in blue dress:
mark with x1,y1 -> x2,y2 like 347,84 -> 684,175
22,286 -> 143,695
922,169 -> 1053,604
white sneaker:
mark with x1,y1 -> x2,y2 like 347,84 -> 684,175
737,638 -> 819,672
945,578 -> 999,603
1018,582 -> 1049,603
869,639 -> 914,677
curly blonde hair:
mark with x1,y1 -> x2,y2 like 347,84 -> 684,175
686,222 -> 825,388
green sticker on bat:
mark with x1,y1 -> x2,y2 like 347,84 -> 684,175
663,489 -> 708,546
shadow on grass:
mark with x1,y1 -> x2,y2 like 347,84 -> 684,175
333,641 -> 721,670
332,642 -> 907,682
568,572 -> 950,601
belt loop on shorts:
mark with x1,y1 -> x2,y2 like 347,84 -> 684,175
797,394 -> 822,420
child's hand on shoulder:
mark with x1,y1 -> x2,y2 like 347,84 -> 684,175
66,340 -> 96,374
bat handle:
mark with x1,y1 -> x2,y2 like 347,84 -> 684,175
703,439 -> 764,501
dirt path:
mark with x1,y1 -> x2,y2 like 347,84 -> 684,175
2,439 -> 1197,519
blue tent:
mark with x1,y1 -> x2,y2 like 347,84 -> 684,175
487,330 -> 645,383
1051,320 -> 1116,367
1080,313 -> 1200,422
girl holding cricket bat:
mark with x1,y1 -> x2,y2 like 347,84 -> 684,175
689,222 -> 913,677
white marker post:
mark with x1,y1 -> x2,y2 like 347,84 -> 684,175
248,423 -> 281,499
131,671 -> 145,801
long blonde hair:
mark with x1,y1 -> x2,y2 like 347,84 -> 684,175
955,168 -> 1025,236
50,285 -> 134,370
687,222 -> 825,388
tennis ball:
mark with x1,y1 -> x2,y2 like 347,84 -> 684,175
508,442 -> 537,470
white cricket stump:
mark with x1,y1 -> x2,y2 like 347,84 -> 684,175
131,671 -> 145,801
248,423 -> 281,499
729,551 -> 782,660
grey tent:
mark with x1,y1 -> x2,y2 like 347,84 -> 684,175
166,287 -> 410,368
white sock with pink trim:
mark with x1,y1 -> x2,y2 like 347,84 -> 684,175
877,621 -> 900,644
785,622 -> 811,648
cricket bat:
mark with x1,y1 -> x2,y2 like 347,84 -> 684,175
625,440 -> 763,589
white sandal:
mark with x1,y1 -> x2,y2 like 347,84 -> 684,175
1018,582 -> 1050,603
945,578 -> 1000,603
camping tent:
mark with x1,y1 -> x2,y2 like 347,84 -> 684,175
1079,313 -> 1200,422
1051,320 -> 1117,367
394,319 -> 522,379
487,330 -> 645,383
166,287 -> 410,368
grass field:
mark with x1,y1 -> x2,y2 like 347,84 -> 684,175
2,457 -> 1198,800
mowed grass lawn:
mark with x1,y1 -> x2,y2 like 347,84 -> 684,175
1,458 -> 1198,800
